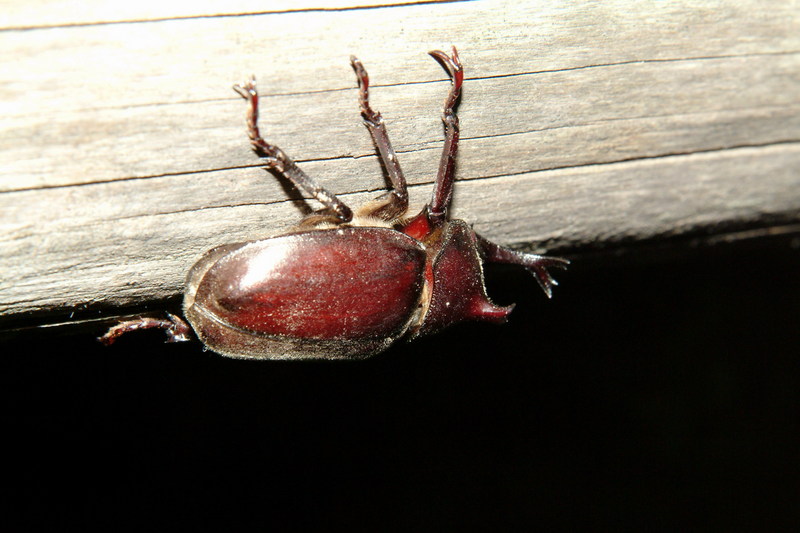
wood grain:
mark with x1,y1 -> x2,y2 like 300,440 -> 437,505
2,0 -> 799,325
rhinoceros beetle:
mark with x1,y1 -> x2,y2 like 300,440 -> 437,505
100,47 -> 569,359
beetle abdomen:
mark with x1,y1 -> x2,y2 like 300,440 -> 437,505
184,227 -> 426,359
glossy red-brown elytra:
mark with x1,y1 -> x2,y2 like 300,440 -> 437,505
100,47 -> 569,359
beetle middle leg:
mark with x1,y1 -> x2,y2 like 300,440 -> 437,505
350,56 -> 409,221
233,78 -> 353,223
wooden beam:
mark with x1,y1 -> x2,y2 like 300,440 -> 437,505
2,1 -> 799,324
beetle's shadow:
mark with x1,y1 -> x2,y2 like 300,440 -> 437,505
266,151 -> 398,218
268,168 -> 316,217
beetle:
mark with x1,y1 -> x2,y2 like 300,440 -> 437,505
100,47 -> 569,360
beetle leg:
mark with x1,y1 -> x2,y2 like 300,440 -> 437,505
427,46 -> 464,226
350,56 -> 409,220
233,78 -> 353,223
98,313 -> 192,346
476,234 -> 570,299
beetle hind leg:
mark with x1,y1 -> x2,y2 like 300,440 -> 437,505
476,235 -> 570,299
98,313 -> 192,346
233,78 -> 353,223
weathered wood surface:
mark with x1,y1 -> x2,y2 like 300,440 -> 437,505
2,0 -> 799,326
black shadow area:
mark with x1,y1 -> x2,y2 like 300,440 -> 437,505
3,240 -> 799,530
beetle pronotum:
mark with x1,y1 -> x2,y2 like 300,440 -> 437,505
100,47 -> 568,359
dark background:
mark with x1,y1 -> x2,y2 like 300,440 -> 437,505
3,236 -> 798,530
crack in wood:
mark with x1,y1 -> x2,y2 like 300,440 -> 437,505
2,136 -> 798,201
470,49 -> 800,81
66,140 -> 800,223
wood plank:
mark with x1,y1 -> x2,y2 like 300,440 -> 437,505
2,0 -> 799,324
4,143 -> 799,318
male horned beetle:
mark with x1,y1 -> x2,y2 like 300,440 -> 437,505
100,47 -> 569,360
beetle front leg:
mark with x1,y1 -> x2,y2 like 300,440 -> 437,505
476,235 -> 570,299
233,78 -> 353,223
427,46 -> 464,226
350,56 -> 409,221
98,313 -> 192,346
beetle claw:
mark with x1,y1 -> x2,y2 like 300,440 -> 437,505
528,256 -> 571,298
428,46 -> 462,81
233,76 -> 257,100
164,313 -> 192,343
529,266 -> 556,299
